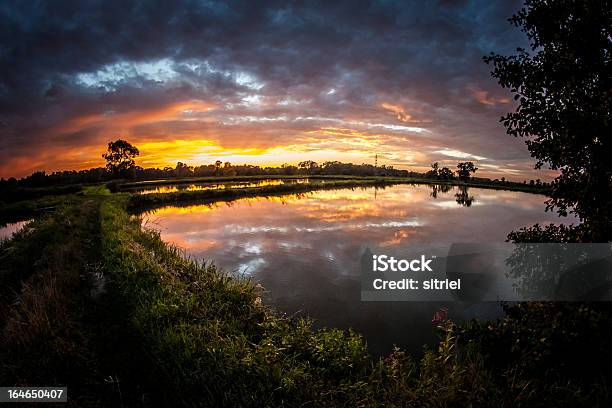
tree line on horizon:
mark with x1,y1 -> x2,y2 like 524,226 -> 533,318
0,138 -> 523,190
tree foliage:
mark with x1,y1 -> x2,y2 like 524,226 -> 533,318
438,167 -> 454,180
456,162 -> 478,180
484,0 -> 611,241
102,140 -> 139,178
427,162 -> 456,180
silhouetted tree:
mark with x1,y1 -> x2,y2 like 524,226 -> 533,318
438,167 -> 455,180
102,140 -> 139,178
280,163 -> 298,175
174,162 -> 193,178
298,160 -> 319,174
426,162 -> 439,178
485,0 -> 611,241
456,162 -> 478,180
214,160 -> 223,176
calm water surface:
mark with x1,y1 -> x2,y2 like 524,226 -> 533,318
0,220 -> 30,240
132,178 -> 313,194
141,184 -> 575,356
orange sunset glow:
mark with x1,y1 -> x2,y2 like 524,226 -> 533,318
0,0 -> 554,181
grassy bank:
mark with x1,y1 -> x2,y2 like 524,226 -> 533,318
0,184 -> 85,225
0,194 -> 72,226
100,194 -> 377,405
0,192 -> 111,406
0,184 -> 83,202
1,188 -> 608,406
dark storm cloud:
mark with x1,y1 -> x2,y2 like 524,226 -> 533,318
0,0 -> 534,178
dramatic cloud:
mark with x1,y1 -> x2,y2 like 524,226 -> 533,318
0,0 -> 550,179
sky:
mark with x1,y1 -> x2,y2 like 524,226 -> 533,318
0,0 -> 552,180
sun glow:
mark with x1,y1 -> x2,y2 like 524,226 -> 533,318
0,91 -> 538,179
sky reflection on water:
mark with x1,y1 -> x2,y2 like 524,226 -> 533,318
0,220 -> 30,240
141,184 -> 576,356
132,178 -> 311,194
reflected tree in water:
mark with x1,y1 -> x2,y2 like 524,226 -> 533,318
455,186 -> 475,207
429,184 -> 453,199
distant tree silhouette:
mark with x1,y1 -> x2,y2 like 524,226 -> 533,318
438,167 -> 454,180
426,162 -> 456,180
102,140 -> 139,178
456,162 -> 478,180
426,162 -> 439,178
298,160 -> 319,174
174,162 -> 193,178
214,160 -> 223,176
485,0 -> 611,241
280,163 -> 298,175
222,161 -> 238,176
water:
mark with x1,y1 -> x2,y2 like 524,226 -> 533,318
140,184 -> 576,356
0,220 -> 30,240
129,178 -> 313,194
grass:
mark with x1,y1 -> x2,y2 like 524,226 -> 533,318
99,194 -> 377,405
0,183 -> 84,225
0,186 -> 109,226
0,184 -> 607,406
0,184 -> 83,202
0,194 -> 108,406
0,194 -> 70,226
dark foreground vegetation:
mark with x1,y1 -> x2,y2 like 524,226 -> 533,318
1,186 -> 611,407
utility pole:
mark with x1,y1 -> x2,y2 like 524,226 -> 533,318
374,154 -> 378,167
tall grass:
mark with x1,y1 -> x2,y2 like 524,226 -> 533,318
100,195 -> 378,406
0,197 -> 108,406
0,184 -> 83,203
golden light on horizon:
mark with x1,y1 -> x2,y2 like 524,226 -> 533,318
0,91 -> 547,181
133,139 -> 380,170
